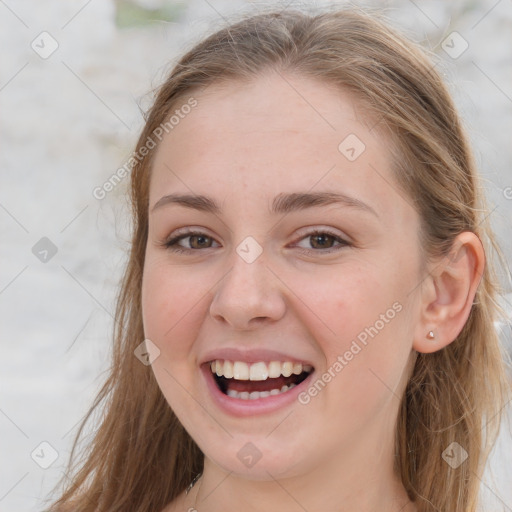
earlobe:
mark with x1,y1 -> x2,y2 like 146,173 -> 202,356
413,232 -> 485,354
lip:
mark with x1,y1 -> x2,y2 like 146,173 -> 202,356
200,348 -> 315,366
200,362 -> 315,417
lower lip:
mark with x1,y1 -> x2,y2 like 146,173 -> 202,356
201,364 -> 314,417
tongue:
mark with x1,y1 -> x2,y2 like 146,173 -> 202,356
225,375 -> 297,393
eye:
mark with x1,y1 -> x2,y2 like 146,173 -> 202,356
163,230 -> 220,253
292,229 -> 350,254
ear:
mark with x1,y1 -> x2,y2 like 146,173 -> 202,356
413,232 -> 485,354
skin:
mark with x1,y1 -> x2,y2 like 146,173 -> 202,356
141,71 -> 484,512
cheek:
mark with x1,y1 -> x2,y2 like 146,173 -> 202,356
294,263 -> 412,400
141,260 -> 209,416
141,258 -> 208,359
295,263 -> 397,346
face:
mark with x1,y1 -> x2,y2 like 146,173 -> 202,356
142,72 -> 423,480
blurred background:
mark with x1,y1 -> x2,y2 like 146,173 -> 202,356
0,0 -> 511,510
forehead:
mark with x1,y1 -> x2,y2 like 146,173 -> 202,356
150,72 -> 411,224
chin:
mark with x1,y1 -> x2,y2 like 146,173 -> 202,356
200,435 -> 310,481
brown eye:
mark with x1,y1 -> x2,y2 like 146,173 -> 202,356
294,229 -> 350,254
309,233 -> 337,249
188,234 -> 213,249
164,231 -> 219,253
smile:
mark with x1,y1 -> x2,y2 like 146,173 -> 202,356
210,360 -> 314,400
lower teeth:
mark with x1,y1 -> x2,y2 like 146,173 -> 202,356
226,384 -> 296,400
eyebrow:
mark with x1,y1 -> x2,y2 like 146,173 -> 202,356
151,191 -> 378,217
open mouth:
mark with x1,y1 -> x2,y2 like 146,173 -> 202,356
209,360 -> 314,400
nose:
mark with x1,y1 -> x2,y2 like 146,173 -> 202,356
209,249 -> 287,330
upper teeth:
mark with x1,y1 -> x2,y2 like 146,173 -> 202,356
210,360 -> 313,381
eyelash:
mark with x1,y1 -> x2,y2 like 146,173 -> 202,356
162,229 -> 350,255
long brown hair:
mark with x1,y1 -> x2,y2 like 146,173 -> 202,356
48,7 -> 511,512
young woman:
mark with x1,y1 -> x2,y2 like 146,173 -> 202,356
48,7 -> 511,512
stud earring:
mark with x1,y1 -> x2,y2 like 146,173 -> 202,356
427,330 -> 435,340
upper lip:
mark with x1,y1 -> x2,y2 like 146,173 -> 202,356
200,348 -> 315,367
